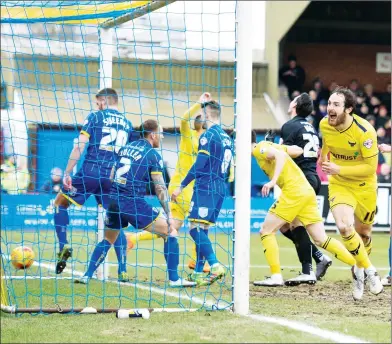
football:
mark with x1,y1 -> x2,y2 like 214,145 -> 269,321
11,246 -> 35,270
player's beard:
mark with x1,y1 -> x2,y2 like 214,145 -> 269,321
327,110 -> 346,127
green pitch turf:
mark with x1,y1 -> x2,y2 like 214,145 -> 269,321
1,230 -> 391,343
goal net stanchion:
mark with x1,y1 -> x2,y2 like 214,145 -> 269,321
0,0 -> 250,315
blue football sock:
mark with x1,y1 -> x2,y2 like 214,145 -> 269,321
85,239 -> 111,278
190,227 -> 218,268
114,230 -> 127,274
389,237 -> 391,277
164,236 -> 179,282
194,229 -> 209,273
54,206 -> 69,252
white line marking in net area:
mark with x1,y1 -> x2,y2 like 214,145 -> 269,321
31,260 -> 218,309
4,257 -> 370,343
3,276 -> 75,280
106,262 -> 389,271
247,314 -> 369,344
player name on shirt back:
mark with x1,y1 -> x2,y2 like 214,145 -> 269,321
103,115 -> 131,130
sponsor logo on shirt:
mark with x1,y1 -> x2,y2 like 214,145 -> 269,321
330,152 -> 359,160
200,137 -> 208,146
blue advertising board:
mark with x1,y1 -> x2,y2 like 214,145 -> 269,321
1,194 -> 274,233
34,129 -> 272,191
36,128 -> 86,189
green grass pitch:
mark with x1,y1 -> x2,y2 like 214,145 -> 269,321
1,230 -> 391,343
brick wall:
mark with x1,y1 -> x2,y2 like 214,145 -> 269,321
284,43 -> 391,93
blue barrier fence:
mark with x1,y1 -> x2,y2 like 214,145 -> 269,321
0,194 -> 275,233
34,128 -> 272,191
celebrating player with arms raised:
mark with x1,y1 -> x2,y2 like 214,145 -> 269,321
171,100 -> 234,286
319,86 -> 383,299
76,120 -> 196,287
54,88 -> 133,282
126,93 -> 211,273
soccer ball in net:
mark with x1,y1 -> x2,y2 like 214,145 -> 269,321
11,246 -> 35,270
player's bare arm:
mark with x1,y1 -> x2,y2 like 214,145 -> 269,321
318,137 -> 329,167
261,147 -> 287,197
378,143 -> 391,153
62,133 -> 89,190
284,145 -> 303,158
180,93 -> 211,133
152,173 -> 172,217
171,185 -> 183,202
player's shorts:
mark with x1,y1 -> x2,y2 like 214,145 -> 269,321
105,196 -> 161,230
60,163 -> 111,208
269,188 -> 322,227
305,173 -> 321,195
188,185 -> 225,225
168,184 -> 193,222
328,183 -> 377,225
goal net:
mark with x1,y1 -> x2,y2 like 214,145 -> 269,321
0,0 -> 250,315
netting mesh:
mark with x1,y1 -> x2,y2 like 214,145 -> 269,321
0,1 -> 236,313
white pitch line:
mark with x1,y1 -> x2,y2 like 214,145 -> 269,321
3,276 -> 75,280
4,257 -> 371,343
106,262 -> 390,271
2,254 -> 218,309
31,260 -> 218,310
247,314 -> 369,344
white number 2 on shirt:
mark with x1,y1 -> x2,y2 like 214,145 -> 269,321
302,133 -> 320,158
114,157 -> 131,185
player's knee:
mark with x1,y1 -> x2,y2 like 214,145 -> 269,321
356,223 -> 372,238
335,220 -> 353,236
312,237 -> 325,247
279,223 -> 290,234
54,194 -> 69,208
171,218 -> 183,232
260,224 -> 273,236
359,233 -> 371,245
104,229 -> 119,245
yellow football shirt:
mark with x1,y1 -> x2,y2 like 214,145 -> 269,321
319,114 -> 378,189
252,141 -> 312,193
169,103 -> 202,187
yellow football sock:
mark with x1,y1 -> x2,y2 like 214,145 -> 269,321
260,233 -> 281,275
130,231 -> 160,244
321,236 -> 356,266
364,237 -> 372,256
342,229 -> 371,269
191,244 -> 197,262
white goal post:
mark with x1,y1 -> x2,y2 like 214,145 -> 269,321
95,27 -> 113,281
233,1 -> 252,316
